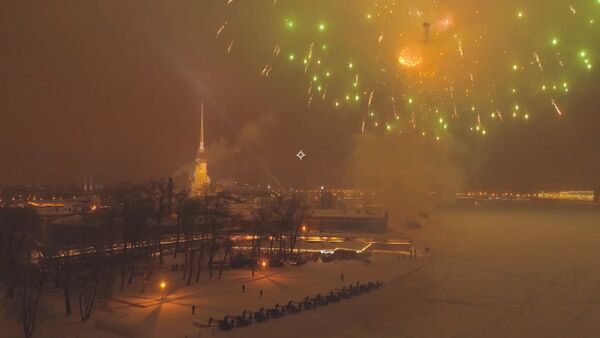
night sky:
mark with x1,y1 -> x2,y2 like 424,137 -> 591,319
1,1 -> 599,191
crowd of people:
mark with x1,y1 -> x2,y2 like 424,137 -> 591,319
212,280 -> 385,331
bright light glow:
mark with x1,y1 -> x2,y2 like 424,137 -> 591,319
398,47 -> 423,68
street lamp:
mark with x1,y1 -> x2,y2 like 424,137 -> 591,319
160,281 -> 166,301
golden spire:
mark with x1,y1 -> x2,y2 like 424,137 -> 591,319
199,101 -> 205,153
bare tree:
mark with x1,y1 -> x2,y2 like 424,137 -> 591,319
207,195 -> 230,279
251,195 -> 273,276
149,179 -> 170,265
0,207 -> 43,299
76,264 -> 99,321
195,189 -> 210,282
67,214 -> 110,322
96,207 -> 118,299
173,189 -> 189,259
271,194 -> 309,258
0,207 -> 45,338
7,266 -> 46,338
287,196 -> 310,255
218,236 -> 233,279
111,184 -> 153,290
45,227 -> 81,316
177,197 -> 203,285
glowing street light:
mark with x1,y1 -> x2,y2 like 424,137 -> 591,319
160,281 -> 166,301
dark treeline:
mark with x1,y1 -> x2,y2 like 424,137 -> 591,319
0,180 -> 309,338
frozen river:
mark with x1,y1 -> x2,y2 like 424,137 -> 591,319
234,201 -> 600,338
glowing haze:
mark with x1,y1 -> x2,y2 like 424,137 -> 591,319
219,0 -> 599,139
0,1 -> 599,191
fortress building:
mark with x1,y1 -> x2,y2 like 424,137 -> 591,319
190,103 -> 211,196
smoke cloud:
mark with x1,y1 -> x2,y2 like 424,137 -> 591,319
206,112 -> 277,165
348,132 -> 464,226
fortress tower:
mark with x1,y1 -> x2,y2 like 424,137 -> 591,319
190,102 -> 210,196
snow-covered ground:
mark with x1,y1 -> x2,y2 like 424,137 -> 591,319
3,200 -> 600,338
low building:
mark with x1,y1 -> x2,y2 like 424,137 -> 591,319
305,208 -> 388,233
27,197 -> 98,218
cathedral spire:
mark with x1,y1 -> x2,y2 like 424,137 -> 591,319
199,101 -> 205,153
191,100 -> 210,196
